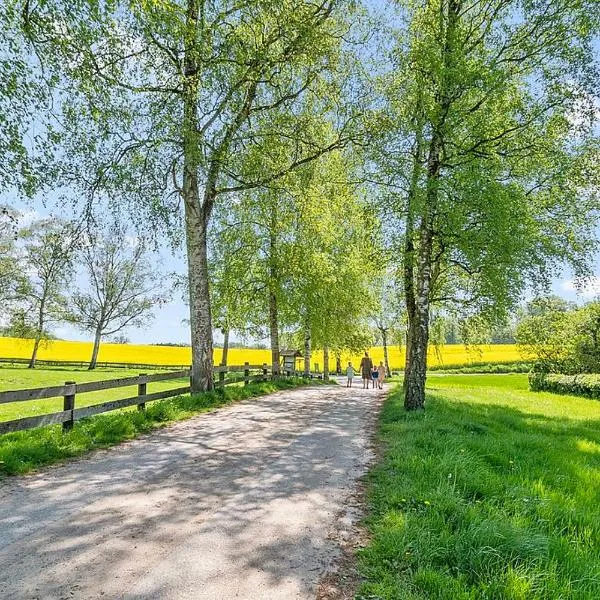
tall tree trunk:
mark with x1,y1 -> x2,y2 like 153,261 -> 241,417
382,328 -> 391,377
184,215 -> 214,392
323,345 -> 329,380
403,104 -> 422,392
88,326 -> 102,370
268,221 -> 280,376
335,353 -> 342,375
403,0 -> 457,410
28,336 -> 41,369
183,0 -> 214,393
28,296 -> 46,369
269,290 -> 280,376
404,132 -> 440,410
220,328 -> 229,366
303,324 -> 311,376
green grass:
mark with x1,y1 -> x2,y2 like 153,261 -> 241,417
0,365 -> 185,422
0,376 -> 312,476
358,373 -> 600,599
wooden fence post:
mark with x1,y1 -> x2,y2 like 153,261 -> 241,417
262,363 -> 268,381
63,381 -> 76,432
244,361 -> 250,385
138,373 -> 147,410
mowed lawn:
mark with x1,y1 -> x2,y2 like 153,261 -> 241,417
0,366 -> 188,422
359,374 -> 600,599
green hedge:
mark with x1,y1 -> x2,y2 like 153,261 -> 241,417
430,361 -> 532,374
529,372 -> 600,399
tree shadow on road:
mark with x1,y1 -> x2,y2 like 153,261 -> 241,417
0,384 -> 383,599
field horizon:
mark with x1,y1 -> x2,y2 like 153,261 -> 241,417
0,336 -> 522,371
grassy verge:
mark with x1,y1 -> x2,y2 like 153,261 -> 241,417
0,377 -> 312,477
358,374 -> 600,599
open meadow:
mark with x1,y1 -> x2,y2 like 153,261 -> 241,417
358,374 -> 600,599
0,365 -> 189,423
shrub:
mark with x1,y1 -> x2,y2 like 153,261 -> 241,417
430,361 -> 532,374
529,372 -> 600,399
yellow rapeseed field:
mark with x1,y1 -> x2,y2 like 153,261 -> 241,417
0,336 -> 521,370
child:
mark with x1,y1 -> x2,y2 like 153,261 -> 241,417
371,364 -> 379,388
346,362 -> 354,387
377,361 -> 386,389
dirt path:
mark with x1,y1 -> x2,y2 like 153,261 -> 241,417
0,382 -> 383,600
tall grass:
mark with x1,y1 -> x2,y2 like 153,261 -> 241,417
358,374 -> 600,599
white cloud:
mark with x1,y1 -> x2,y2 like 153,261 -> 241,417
562,277 -> 600,298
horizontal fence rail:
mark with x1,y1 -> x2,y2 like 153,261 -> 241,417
0,362 -> 278,435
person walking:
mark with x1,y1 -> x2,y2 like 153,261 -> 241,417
371,364 -> 379,388
377,361 -> 386,389
360,352 -> 373,389
346,362 -> 354,387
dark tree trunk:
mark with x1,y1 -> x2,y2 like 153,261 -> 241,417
335,353 -> 342,375
403,0 -> 458,410
404,132 -> 439,410
269,290 -> 280,376
303,325 -> 311,376
88,326 -> 102,370
28,297 -> 46,369
28,336 -> 41,369
268,220 -> 280,376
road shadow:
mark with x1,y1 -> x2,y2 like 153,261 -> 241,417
0,384 -> 383,599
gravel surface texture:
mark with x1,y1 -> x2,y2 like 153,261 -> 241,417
0,382 -> 383,600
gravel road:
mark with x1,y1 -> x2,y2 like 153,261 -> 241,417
0,382 -> 383,600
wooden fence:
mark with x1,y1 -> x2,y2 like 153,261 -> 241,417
0,362 -> 273,435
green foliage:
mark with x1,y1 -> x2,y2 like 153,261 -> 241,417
210,147 -> 377,354
10,218 -> 80,351
66,226 -> 169,368
0,3 -> 57,194
0,377 -> 312,476
358,374 -> 600,599
530,372 -> 600,400
518,299 -> 600,374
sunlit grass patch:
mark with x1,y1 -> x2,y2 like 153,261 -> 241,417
358,374 -> 600,599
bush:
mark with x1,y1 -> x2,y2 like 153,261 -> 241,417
529,372 -> 600,399
430,361 -> 532,374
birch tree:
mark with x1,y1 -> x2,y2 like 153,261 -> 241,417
14,218 -> 79,368
19,0 -> 358,391
67,234 -> 168,369
375,0 -> 600,409
289,152 -> 377,377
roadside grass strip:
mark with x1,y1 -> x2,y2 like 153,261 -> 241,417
358,374 -> 600,599
0,377 -> 313,476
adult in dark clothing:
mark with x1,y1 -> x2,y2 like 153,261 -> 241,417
360,352 -> 373,389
